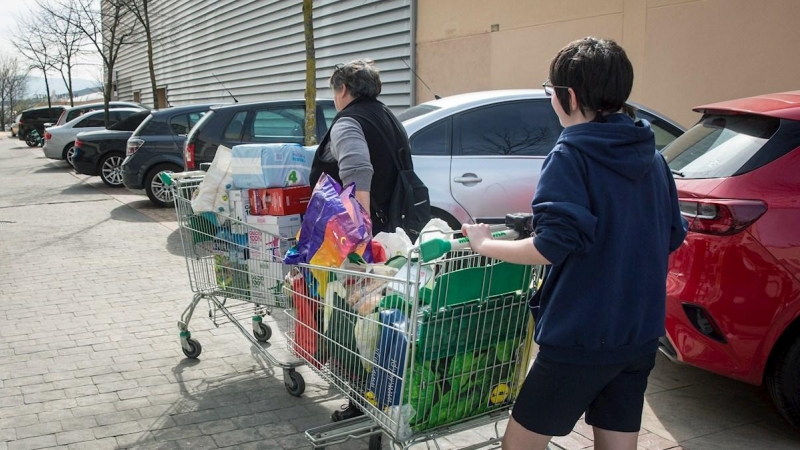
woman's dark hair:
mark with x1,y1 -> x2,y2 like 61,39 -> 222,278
330,59 -> 382,99
550,37 -> 635,119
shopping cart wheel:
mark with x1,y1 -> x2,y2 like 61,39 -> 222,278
253,322 -> 272,342
369,434 -> 382,450
182,338 -> 202,359
284,370 -> 305,397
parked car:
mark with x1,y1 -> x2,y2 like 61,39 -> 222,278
43,108 -> 141,166
122,104 -> 222,206
660,90 -> 800,428
398,90 -> 685,228
183,99 -> 337,170
49,101 -> 145,128
72,110 -> 152,187
10,114 -> 21,137
18,106 -> 67,144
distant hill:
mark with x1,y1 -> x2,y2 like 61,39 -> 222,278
26,76 -> 98,96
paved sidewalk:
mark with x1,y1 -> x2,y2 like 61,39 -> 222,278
0,134 -> 798,450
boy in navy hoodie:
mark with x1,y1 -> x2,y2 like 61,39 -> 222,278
462,37 -> 687,450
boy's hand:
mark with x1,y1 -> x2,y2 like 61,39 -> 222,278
461,223 -> 493,252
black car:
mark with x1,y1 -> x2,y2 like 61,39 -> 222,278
122,104 -> 221,207
183,99 -> 336,170
18,106 -> 67,144
72,110 -> 152,187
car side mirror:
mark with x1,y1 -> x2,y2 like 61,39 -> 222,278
43,123 -> 52,128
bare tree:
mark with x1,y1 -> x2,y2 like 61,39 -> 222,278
42,0 -> 140,126
0,56 -> 30,131
13,12 -> 57,110
118,0 -> 157,108
42,0 -> 87,107
303,0 -> 317,146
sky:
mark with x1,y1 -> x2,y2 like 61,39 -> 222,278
0,1 -> 104,90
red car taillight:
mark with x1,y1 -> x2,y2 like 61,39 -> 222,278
184,142 -> 195,170
74,139 -> 82,148
679,199 -> 767,236
127,138 -> 144,156
45,132 -> 52,140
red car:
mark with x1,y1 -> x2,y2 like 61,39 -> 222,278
661,91 -> 800,428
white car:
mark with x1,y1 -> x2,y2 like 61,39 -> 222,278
399,90 -> 685,227
43,108 -> 141,166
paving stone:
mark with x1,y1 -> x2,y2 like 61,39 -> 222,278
92,421 -> 142,439
210,428 -> 262,447
7,435 -> 56,450
55,430 -> 95,446
15,422 -> 63,439
174,435 -> 218,450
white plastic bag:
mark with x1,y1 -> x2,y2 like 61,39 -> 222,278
373,227 -> 414,258
191,145 -> 233,214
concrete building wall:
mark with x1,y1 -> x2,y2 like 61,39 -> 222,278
415,0 -> 800,127
110,0 -> 413,111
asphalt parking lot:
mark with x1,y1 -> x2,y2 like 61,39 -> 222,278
1,134 -> 798,450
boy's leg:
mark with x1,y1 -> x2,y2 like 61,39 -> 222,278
584,352 -> 657,450
502,417 -> 552,450
592,427 -> 638,450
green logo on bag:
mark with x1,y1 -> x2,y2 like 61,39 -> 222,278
287,170 -> 298,184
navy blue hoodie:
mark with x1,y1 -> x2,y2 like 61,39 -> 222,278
530,113 -> 687,365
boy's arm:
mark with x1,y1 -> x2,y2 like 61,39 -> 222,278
462,223 -> 551,265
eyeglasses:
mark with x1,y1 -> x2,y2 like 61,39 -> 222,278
333,63 -> 345,74
542,79 -> 570,97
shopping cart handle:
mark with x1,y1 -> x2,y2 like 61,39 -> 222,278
160,171 -> 206,186
419,229 -> 520,262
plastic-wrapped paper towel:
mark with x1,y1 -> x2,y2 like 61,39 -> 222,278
230,143 -> 316,189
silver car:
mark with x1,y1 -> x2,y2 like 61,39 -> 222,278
401,90 -> 684,228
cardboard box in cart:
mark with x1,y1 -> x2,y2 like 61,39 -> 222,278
249,186 -> 311,216
228,188 -> 301,302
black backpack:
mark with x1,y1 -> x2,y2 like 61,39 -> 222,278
384,148 -> 431,241
369,114 -> 431,240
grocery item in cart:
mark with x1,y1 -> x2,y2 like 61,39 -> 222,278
249,185 -> 312,216
230,144 -> 314,189
191,145 -> 234,214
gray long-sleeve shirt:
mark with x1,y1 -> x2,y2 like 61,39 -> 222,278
320,117 -> 373,191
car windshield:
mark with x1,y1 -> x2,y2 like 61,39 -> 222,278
662,114 -> 780,179
397,104 -> 441,122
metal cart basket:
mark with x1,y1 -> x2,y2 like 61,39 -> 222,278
285,234 -> 544,449
165,172 -> 306,396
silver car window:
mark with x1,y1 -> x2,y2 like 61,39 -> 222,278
458,101 -> 562,156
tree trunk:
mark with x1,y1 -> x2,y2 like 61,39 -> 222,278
302,0 -> 317,146
104,66 -> 114,127
146,28 -> 157,108
67,63 -> 74,107
43,74 -> 52,109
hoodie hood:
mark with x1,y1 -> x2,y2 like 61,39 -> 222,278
558,113 -> 656,180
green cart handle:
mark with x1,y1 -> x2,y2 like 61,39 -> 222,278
419,229 -> 520,262
160,171 -> 206,186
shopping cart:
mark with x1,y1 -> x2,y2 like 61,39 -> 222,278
164,171 -> 306,396
285,216 -> 544,449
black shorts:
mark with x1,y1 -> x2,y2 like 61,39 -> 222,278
511,351 -> 656,436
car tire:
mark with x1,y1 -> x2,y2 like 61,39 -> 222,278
25,134 -> 39,147
145,163 -> 182,208
431,208 -> 463,233
766,335 -> 800,429
62,143 -> 76,167
98,152 -> 125,187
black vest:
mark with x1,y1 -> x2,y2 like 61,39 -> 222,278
310,97 -> 412,234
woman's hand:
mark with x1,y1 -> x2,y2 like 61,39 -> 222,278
461,223 -> 493,253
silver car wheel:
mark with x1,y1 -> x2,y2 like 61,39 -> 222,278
101,156 -> 125,186
151,170 -> 175,203
66,147 -> 77,167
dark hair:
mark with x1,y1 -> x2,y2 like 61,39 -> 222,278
330,59 -> 382,99
550,37 -> 635,119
